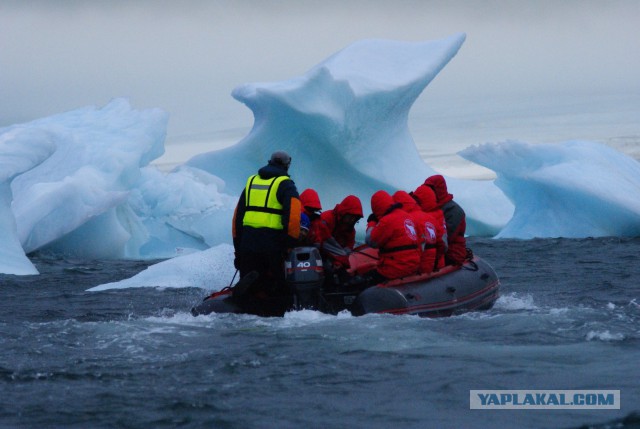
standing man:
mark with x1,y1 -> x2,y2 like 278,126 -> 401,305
232,150 -> 301,314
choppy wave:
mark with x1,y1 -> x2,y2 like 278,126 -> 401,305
2,237 -> 640,428
494,292 -> 538,310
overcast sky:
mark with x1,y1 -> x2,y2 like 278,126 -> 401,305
2,0 -> 639,142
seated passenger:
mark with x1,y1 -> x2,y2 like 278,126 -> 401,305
364,190 -> 421,284
299,188 -> 323,247
411,185 -> 448,270
421,175 -> 467,266
392,190 -> 439,275
297,213 -> 313,245
317,195 -> 363,268
300,188 -> 322,217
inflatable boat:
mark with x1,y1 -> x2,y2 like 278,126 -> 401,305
191,245 -> 500,318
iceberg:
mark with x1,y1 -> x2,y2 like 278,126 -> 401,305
0,128 -> 56,275
460,140 -> 640,238
187,33 -> 512,235
1,34 -> 640,279
87,244 -> 235,292
8,99 -> 168,260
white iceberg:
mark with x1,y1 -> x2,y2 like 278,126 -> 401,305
1,34 -> 639,279
460,140 -> 640,238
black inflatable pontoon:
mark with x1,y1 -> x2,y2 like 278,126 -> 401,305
191,246 -> 500,318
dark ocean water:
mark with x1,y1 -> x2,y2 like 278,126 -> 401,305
1,237 -> 639,429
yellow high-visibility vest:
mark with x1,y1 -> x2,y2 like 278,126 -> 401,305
243,174 -> 289,230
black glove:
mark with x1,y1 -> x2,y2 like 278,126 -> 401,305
233,253 -> 241,270
465,247 -> 474,261
367,213 -> 378,223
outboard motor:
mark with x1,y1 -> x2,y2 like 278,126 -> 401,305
285,247 -> 325,310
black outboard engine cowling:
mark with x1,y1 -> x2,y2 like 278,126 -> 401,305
285,247 -> 325,310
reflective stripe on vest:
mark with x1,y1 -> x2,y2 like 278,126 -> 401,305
243,174 -> 289,230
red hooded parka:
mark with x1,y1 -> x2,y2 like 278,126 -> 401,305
412,185 -> 448,270
299,188 -> 323,246
300,189 -> 322,212
393,190 -> 440,274
318,195 -> 363,250
366,190 -> 421,279
422,175 -> 467,265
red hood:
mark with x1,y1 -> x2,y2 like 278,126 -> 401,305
392,190 -> 419,213
424,175 -> 453,206
371,190 -> 396,219
335,195 -> 363,217
300,188 -> 322,211
412,184 -> 438,212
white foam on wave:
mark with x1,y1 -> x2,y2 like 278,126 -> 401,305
493,292 -> 538,311
585,330 -> 625,342
281,309 -> 347,326
548,307 -> 570,315
142,308 -> 417,347
143,308 -> 351,331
